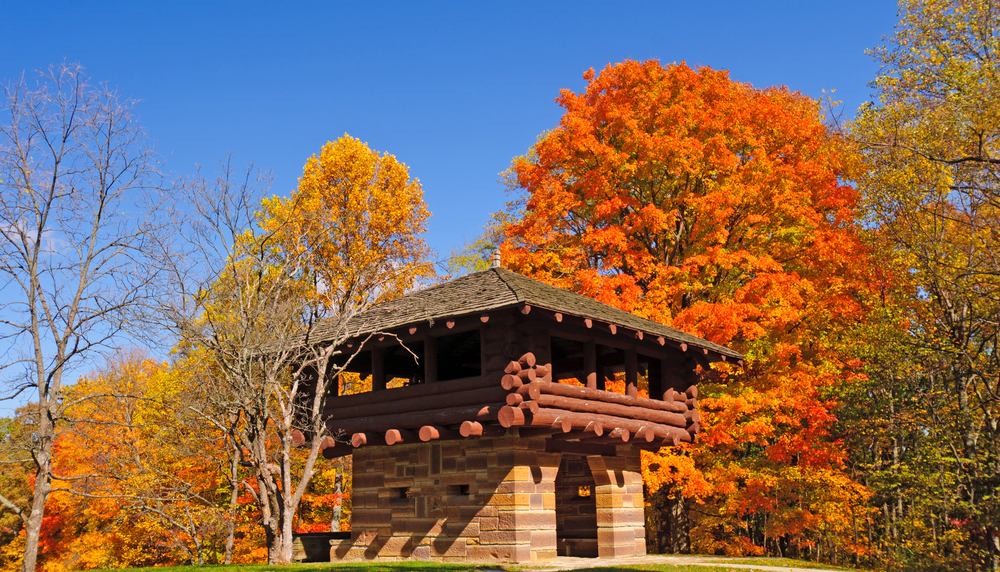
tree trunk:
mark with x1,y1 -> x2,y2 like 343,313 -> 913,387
330,469 -> 342,532
225,453 -> 239,564
667,494 -> 690,554
20,451 -> 52,572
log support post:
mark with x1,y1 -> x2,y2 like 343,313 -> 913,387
594,344 -> 607,391
587,452 -> 646,557
372,346 -> 386,391
584,339 -> 598,390
648,358 -> 663,402
424,336 -> 438,384
625,347 -> 638,398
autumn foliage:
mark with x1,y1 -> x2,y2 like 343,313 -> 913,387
502,59 -> 874,559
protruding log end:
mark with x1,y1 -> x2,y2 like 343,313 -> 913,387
657,336 -> 665,346
686,385 -> 699,399
608,427 -> 629,442
446,320 -> 455,329
608,324 -> 617,335
506,393 -> 524,406
585,420 -> 604,437
320,435 -> 337,450
519,401 -> 540,415
680,342 -> 688,352
516,368 -> 537,382
460,420 -> 483,437
635,331 -> 643,340
498,405 -> 526,428
688,422 -> 701,435
419,425 -> 443,442
351,432 -> 374,448
480,314 -> 490,323
554,312 -> 563,322
501,374 -> 522,390
385,428 -> 415,445
584,318 -> 593,328
504,360 -> 522,375
685,410 -> 701,424
518,352 -> 536,368
409,327 -> 418,335
521,304 -> 532,315
291,429 -> 305,447
552,417 -> 572,433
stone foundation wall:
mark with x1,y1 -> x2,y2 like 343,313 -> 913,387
331,436 -> 646,563
332,435 -> 562,563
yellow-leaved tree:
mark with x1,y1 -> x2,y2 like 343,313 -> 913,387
261,134 -> 433,312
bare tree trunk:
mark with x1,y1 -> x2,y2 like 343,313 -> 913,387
20,449 -> 51,572
667,494 -> 690,554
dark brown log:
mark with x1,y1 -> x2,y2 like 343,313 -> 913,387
385,428 -> 417,445
329,403 -> 503,435
504,361 -> 522,375
321,443 -> 353,459
546,440 -> 618,457
325,374 -> 494,411
352,432 -> 383,448
527,393 -> 687,428
291,429 -> 305,447
418,425 -> 460,441
686,385 -> 699,399
685,410 -> 701,424
501,374 -> 521,390
518,427 -> 563,438
326,385 -> 509,420
506,393 -> 523,406
518,352 -> 536,368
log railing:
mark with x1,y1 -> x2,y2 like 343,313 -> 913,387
319,352 -> 700,458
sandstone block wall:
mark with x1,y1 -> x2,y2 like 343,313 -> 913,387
331,435 -> 562,563
331,436 -> 646,563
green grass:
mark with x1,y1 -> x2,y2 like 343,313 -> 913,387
711,557 -> 871,571
107,559 -> 870,572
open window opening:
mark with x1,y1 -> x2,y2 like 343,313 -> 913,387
436,330 -> 481,381
385,340 -> 425,389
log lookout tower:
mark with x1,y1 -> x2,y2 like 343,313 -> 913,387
316,267 -> 742,563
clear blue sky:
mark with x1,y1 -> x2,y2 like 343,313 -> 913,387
1,1 -> 900,262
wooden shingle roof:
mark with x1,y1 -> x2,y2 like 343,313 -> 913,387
313,267 -> 742,360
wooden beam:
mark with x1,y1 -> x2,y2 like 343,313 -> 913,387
625,347 -> 638,398
424,335 -> 438,384
584,339 -> 597,390
371,346 -> 385,391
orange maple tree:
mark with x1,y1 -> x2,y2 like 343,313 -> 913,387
502,60 -> 874,558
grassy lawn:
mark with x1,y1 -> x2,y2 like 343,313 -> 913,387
107,561 -> 868,572
712,558 -> 870,571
